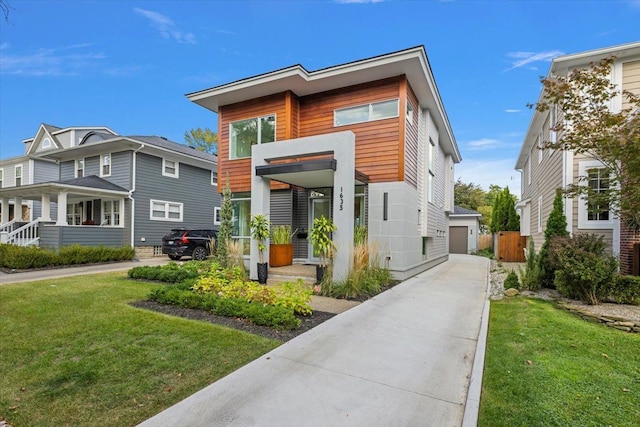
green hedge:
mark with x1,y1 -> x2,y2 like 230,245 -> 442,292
148,286 -> 300,330
127,265 -> 200,283
0,244 -> 135,269
610,275 -> 640,305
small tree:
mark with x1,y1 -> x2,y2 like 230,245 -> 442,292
491,187 -> 519,233
185,127 -> 218,155
216,178 -> 233,267
520,238 -> 542,291
539,189 -> 570,288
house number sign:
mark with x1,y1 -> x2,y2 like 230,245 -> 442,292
339,187 -> 344,211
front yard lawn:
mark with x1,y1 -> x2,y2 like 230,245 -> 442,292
479,297 -> 640,427
0,273 -> 280,426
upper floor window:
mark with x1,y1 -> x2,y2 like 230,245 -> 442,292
0,168 -> 3,188
577,160 -> 613,229
428,139 -> 435,204
75,159 -> 84,178
334,99 -> 399,127
162,159 -> 179,178
211,171 -> 218,186
230,114 -> 276,159
42,138 -> 51,149
526,157 -> 531,185
150,199 -> 183,222
101,153 -> 111,177
15,165 -> 22,187
406,100 -> 414,125
537,134 -> 543,164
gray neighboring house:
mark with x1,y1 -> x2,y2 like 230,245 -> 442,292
0,124 -> 220,258
449,206 -> 482,254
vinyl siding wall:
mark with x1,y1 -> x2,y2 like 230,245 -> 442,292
40,224 -> 124,250
133,152 -> 220,246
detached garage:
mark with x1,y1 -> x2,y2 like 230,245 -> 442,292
449,206 -> 482,254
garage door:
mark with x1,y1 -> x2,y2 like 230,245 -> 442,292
449,226 -> 468,254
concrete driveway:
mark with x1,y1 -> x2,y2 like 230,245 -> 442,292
138,254 -> 490,427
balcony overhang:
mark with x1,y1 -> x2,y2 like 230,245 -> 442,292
255,159 -> 368,188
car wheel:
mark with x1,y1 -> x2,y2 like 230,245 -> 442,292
168,255 -> 181,261
192,246 -> 208,261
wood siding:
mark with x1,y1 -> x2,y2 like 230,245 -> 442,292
298,77 -> 403,184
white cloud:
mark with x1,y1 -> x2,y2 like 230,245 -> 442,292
0,44 -> 106,76
455,158 -> 521,197
134,8 -> 196,44
466,138 -> 501,150
505,50 -> 564,71
504,109 -> 521,113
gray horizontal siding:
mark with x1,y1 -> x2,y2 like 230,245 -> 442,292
270,190 -> 293,226
132,152 -> 220,246
33,160 -> 59,183
40,225 -> 124,250
60,160 -> 74,180
292,187 -> 309,259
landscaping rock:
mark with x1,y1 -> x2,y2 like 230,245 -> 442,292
504,288 -> 519,297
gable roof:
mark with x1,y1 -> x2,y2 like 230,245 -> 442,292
187,46 -> 460,163
515,41 -> 640,169
130,135 -> 217,162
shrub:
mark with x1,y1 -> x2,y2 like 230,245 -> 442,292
550,234 -> 618,305
609,275 -> 640,305
519,238 -> 542,291
0,243 -> 135,269
148,286 -> 300,329
128,265 -> 199,283
473,247 -> 494,259
504,270 -> 520,290
539,189 -> 569,288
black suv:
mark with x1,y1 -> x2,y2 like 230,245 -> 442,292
161,228 -> 217,261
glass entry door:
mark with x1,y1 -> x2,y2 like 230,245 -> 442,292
309,197 -> 331,260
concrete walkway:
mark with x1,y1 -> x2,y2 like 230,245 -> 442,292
138,254 -> 490,427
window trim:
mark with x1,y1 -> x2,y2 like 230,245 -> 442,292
334,99 -> 399,127
577,160 -> 614,230
162,158 -> 179,178
537,195 -> 542,233
0,168 -> 3,188
214,206 -> 221,225
100,153 -> 112,177
149,199 -> 183,222
526,157 -> 531,185
406,100 -> 414,125
537,134 -> 543,164
14,164 -> 22,186
42,138 -> 51,149
211,171 -> 218,186
75,158 -> 84,178
229,114 -> 277,160
101,200 -> 123,227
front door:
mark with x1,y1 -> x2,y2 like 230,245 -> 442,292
309,197 -> 331,260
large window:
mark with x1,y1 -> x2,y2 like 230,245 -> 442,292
101,153 -> 111,177
14,165 -> 22,187
102,200 -> 121,226
428,139 -> 435,203
75,159 -> 84,178
67,202 -> 83,225
150,199 -> 183,222
577,161 -> 613,229
0,168 -> 3,188
334,99 -> 399,126
586,168 -> 609,221
230,115 -> 276,159
162,159 -> 179,178
231,193 -> 251,255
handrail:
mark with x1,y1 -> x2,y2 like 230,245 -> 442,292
5,219 -> 41,246
0,219 -> 17,234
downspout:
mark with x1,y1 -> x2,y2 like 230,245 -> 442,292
129,145 -> 144,248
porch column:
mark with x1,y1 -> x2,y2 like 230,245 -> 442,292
331,134 -> 355,282
40,194 -> 51,221
1,198 -> 9,223
56,191 -> 68,226
250,161 -> 271,281
14,197 -> 23,220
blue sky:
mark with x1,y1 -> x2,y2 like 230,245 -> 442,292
1,0 -> 639,197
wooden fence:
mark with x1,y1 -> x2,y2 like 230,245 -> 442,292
497,231 -> 527,262
479,234 -> 493,250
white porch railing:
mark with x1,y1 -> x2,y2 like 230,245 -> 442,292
2,219 -> 41,246
0,219 -> 17,234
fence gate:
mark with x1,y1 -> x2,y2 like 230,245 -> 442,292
497,231 -> 526,262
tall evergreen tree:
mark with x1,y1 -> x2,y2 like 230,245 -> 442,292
216,177 -> 233,267
539,189 -> 570,288
491,187 -> 520,232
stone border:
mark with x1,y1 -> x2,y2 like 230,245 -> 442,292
556,302 -> 640,333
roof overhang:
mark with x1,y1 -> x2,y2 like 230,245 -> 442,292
187,46 -> 460,163
255,158 -> 368,188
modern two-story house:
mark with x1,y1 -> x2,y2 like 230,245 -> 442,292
515,41 -> 640,275
0,124 -> 220,258
187,46 -> 461,281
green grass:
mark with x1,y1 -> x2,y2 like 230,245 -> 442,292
0,273 -> 280,426
479,297 -> 640,427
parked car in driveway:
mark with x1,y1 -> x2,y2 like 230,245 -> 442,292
161,228 -> 217,261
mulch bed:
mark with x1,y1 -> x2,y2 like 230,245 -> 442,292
130,300 -> 337,342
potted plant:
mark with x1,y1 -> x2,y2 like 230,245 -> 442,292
250,214 -> 271,284
309,215 -> 337,283
270,225 -> 297,267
